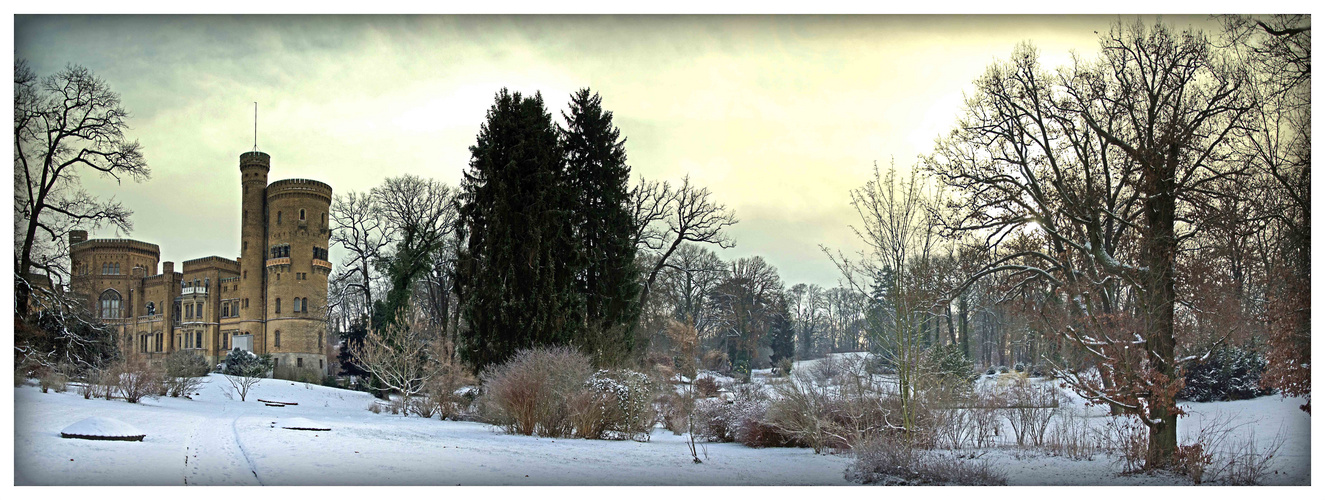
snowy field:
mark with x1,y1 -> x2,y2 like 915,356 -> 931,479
14,368 -> 1310,486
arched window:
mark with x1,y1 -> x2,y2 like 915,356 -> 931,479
322,212 -> 326,224
98,289 -> 122,319
277,211 -> 282,224
274,330 -> 281,348
299,209 -> 306,220
275,298 -> 281,314
302,297 -> 309,312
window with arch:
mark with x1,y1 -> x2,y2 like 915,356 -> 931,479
292,297 -> 300,313
322,212 -> 326,224
196,331 -> 202,349
275,298 -> 281,314
300,209 -> 306,220
98,289 -> 122,319
302,297 -> 309,313
274,330 -> 281,348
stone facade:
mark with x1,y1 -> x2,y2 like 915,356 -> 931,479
68,151 -> 332,374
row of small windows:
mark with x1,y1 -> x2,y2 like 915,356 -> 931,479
139,332 -> 163,353
274,297 -> 311,314
182,278 -> 209,289
313,246 -> 328,260
102,262 -> 121,275
269,244 -> 291,259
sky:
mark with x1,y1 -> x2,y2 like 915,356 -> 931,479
15,14 -> 1221,289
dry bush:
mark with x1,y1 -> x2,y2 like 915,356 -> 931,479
424,338 -> 476,420
162,350 -> 210,398
775,358 -> 794,377
1182,413 -> 1286,485
693,376 -> 721,398
272,364 -> 322,384
846,436 -> 1007,485
1044,406 -> 1100,460
656,391 -> 693,435
368,401 -> 383,414
39,366 -> 69,393
765,373 -> 844,453
115,357 -> 163,403
930,401 -> 976,450
1099,415 -> 1149,473
1211,430 -> 1285,485
1003,378 -> 1059,447
700,350 -> 729,374
809,355 -> 841,384
479,346 -> 591,437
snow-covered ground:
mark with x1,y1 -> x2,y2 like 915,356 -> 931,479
14,366 -> 1309,486
14,375 -> 851,486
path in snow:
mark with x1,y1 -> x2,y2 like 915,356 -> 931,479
182,408 -> 263,486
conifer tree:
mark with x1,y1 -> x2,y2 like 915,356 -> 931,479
457,89 -> 583,371
560,88 -> 641,366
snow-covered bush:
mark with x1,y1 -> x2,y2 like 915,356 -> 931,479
571,370 -> 659,441
693,384 -> 795,447
1178,345 -> 1271,402
479,346 -> 591,437
693,376 -> 721,397
845,436 -> 1007,485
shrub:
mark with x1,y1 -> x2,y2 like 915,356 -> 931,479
656,391 -> 692,435
423,340 -> 476,420
701,350 -> 729,374
1178,345 -> 1271,402
775,357 -> 794,377
162,350 -> 210,397
39,365 -> 69,394
221,348 -> 274,402
114,357 -> 163,404
479,346 -> 591,437
1003,378 -> 1059,447
586,370 -> 659,441
693,376 -> 721,398
765,373 -> 841,453
846,437 -> 1007,485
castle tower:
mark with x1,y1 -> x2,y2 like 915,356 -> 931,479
237,151 -> 270,351
263,178 -> 333,374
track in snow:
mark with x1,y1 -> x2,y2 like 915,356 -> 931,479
182,410 -> 263,486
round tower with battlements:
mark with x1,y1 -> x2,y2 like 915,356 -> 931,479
263,178 -> 332,375
237,151 -> 270,352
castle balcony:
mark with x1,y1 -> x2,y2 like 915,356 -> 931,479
266,257 -> 291,268
312,259 -> 333,271
182,286 -> 208,296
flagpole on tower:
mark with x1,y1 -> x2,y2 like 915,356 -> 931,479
253,102 -> 258,152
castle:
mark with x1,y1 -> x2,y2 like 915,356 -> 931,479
68,150 -> 333,374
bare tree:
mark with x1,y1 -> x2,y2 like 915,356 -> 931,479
14,61 -> 149,317
709,256 -> 784,374
926,20 -> 1255,466
634,175 -> 739,304
330,190 -> 390,312
824,163 -> 943,440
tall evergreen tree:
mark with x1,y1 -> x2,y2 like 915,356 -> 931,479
457,89 -> 583,371
768,298 -> 795,368
560,88 -> 641,367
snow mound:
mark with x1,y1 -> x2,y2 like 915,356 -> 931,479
277,417 -> 330,431
60,417 -> 145,441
